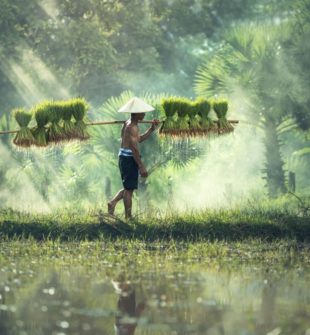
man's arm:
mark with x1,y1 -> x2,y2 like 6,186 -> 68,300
139,127 -> 153,143
139,120 -> 160,143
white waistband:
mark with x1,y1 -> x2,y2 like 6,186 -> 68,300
119,148 -> 133,157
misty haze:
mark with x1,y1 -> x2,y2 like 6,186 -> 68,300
0,1 -> 309,335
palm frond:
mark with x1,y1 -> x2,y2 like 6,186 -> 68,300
277,117 -> 299,135
195,47 -> 234,98
293,147 -> 310,157
226,26 -> 255,60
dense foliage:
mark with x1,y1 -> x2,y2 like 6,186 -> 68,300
0,0 -> 309,211
0,0 -> 282,111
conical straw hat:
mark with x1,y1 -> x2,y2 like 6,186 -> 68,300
118,97 -> 155,113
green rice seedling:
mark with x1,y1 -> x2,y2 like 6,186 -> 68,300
160,97 -> 177,136
195,98 -> 214,135
31,102 -> 50,147
61,101 -> 77,140
71,98 -> 89,140
12,108 -> 36,147
188,102 -> 202,136
47,102 -> 66,143
213,99 -> 234,134
174,97 -> 190,136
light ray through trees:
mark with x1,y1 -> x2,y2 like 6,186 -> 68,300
0,46 -> 70,109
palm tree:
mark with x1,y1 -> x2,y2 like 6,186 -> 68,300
195,23 -> 300,197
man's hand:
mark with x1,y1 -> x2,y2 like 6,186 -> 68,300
139,165 -> 148,178
150,119 -> 160,131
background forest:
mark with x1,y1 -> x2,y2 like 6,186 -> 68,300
0,0 -> 309,214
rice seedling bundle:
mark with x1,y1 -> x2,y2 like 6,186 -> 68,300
213,99 -> 234,134
196,98 -> 214,133
188,102 -> 202,136
6,97 -> 237,148
31,102 -> 50,147
9,98 -> 90,148
175,98 -> 190,133
160,97 -> 224,137
71,98 -> 89,140
160,97 -> 177,135
12,108 -> 36,147
46,102 -> 67,143
61,101 -> 77,140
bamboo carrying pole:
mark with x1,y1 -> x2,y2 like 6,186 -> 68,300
0,120 -> 239,135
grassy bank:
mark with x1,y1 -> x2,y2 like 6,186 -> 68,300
0,207 -> 309,242
1,239 -> 310,268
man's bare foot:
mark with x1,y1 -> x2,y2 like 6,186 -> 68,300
108,202 -> 115,215
125,215 -> 134,222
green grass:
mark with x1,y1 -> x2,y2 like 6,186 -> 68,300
1,239 -> 309,268
0,208 -> 309,242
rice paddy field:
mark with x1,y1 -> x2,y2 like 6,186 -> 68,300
1,208 -> 310,335
1,0 -> 310,334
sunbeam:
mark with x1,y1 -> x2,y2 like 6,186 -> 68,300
0,56 -> 46,107
38,0 -> 59,20
0,45 -> 71,109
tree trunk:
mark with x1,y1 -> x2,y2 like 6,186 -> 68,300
263,118 -> 286,197
288,171 -> 296,192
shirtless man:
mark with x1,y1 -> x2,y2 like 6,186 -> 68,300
108,113 -> 159,219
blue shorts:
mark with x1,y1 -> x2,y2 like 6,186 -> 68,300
118,148 -> 139,190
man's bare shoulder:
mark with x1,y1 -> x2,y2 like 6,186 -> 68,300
124,122 -> 139,134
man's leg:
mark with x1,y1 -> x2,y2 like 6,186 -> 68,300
108,189 -> 124,215
123,189 -> 134,219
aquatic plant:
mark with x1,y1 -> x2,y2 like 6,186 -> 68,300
31,102 -> 50,147
47,101 -> 66,143
213,99 -> 234,134
61,101 -> 77,140
175,97 -> 190,133
12,108 -> 36,147
188,102 -> 202,135
160,97 -> 222,137
196,98 -> 213,132
160,97 -> 177,135
71,98 -> 90,140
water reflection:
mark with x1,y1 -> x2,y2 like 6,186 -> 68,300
258,278 -> 277,334
112,274 -> 146,335
0,262 -> 309,334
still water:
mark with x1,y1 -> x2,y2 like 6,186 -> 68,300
0,242 -> 310,335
